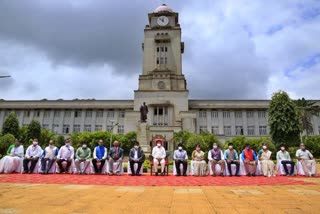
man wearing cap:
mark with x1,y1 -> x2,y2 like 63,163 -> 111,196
152,140 -> 166,176
173,144 -> 188,176
75,142 -> 91,174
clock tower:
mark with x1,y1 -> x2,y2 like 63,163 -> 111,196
133,4 -> 195,152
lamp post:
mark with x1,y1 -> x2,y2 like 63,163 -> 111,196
108,120 -> 119,149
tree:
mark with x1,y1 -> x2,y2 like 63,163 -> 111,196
0,133 -> 16,156
39,128 -> 56,148
2,112 -> 20,138
294,98 -> 320,137
25,120 -> 41,143
268,91 -> 300,147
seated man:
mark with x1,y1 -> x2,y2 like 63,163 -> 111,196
208,143 -> 225,176
129,141 -> 144,176
0,139 -> 24,173
152,140 -> 166,176
224,142 -> 240,176
296,143 -> 318,177
241,144 -> 258,177
41,140 -> 59,174
92,139 -> 107,174
108,141 -> 124,175
56,139 -> 74,173
75,142 -> 91,175
277,145 -> 295,176
173,144 -> 188,176
23,139 -> 42,174
258,143 -> 275,177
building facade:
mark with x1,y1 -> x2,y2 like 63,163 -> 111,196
0,4 -> 319,152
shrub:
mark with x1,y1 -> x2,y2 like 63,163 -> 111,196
0,134 -> 16,156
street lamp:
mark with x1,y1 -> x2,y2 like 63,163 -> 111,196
108,120 -> 119,149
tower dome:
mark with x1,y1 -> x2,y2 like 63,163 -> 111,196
154,4 -> 173,13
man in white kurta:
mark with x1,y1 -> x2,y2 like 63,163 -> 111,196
23,139 -> 42,173
57,140 -> 74,173
296,143 -> 317,177
0,140 -> 24,173
152,141 -> 166,176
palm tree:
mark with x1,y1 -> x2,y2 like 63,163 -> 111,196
294,98 -> 320,139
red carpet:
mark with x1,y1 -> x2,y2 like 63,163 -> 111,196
0,174 -> 317,186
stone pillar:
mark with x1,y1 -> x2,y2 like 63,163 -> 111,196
137,122 -> 150,154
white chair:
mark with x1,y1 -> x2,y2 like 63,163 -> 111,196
106,160 -> 124,175
38,158 -> 57,174
224,161 -> 240,176
127,161 -> 143,175
173,162 -> 189,175
297,161 -> 313,176
56,160 -> 75,174
208,160 -> 226,175
239,154 -> 261,175
90,160 -> 108,174
276,160 -> 297,175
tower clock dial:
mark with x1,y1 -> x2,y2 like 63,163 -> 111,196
157,81 -> 166,89
157,16 -> 169,26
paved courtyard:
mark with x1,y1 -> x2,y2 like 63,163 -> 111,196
0,173 -> 320,214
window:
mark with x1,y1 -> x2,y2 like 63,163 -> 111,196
156,45 -> 168,65
247,126 -> 255,136
34,110 -> 41,117
64,110 -> 71,118
199,126 -> 207,134
42,124 -> 49,130
224,126 -> 232,136
211,126 -> 219,135
211,111 -> 218,118
95,125 -> 103,131
107,125 -> 113,132
318,126 -> 320,135
44,110 -> 51,118
73,124 -> 81,133
223,111 -> 230,118
54,111 -> 61,118
85,110 -> 93,118
153,106 -> 168,126
84,125 -> 91,132
259,126 -> 267,135
235,126 -> 243,135
96,110 -> 104,118
118,125 -> 124,135
53,124 -> 59,133
247,111 -> 254,118
75,110 -> 82,118
199,110 -> 207,118
107,111 -> 114,118
235,111 -> 242,118
4,110 -> 10,117
62,124 -> 70,134
24,110 -> 30,117
14,111 -> 20,117
258,111 -> 266,118
119,111 -> 125,118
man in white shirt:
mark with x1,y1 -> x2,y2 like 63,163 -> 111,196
41,140 -> 59,174
23,139 -> 42,174
296,143 -> 317,177
152,140 -> 166,176
57,139 -> 74,173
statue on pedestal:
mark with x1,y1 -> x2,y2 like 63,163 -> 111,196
140,102 -> 148,123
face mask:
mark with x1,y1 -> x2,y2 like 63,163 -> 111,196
281,147 -> 285,151
114,145 -> 119,147
49,144 -> 54,147
228,146 -> 233,149
246,146 -> 250,150
213,146 -> 218,149
157,143 -> 161,147
33,141 -> 38,146
134,146 -> 139,149
66,143 -> 70,147
82,145 -> 87,149
178,147 -> 182,150
262,146 -> 267,149
301,146 -> 305,150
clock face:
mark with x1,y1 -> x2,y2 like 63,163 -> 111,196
157,16 -> 169,26
157,81 -> 166,89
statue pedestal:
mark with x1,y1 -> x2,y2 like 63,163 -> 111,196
137,122 -> 150,154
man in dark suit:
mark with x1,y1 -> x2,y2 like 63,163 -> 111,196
108,141 -> 124,175
129,141 -> 145,176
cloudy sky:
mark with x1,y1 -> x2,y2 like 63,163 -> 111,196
0,0 -> 319,100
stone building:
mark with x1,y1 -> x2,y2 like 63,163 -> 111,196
0,4 -> 319,152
